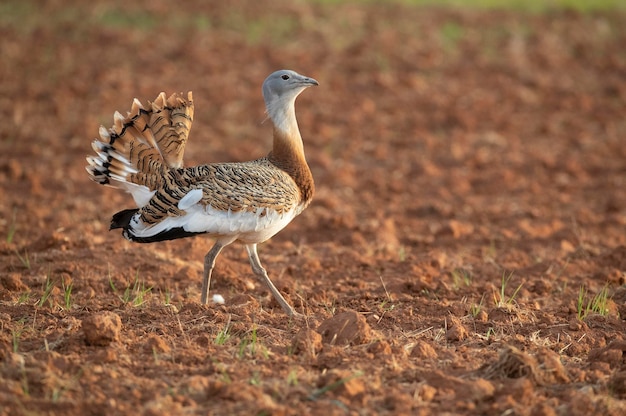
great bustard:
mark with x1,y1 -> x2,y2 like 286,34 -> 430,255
86,70 -> 318,316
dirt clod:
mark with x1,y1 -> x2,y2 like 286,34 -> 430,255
411,340 -> 438,360
535,348 -> 571,384
317,311 -> 373,346
367,339 -> 392,356
317,369 -> 366,400
82,311 -> 122,346
482,345 -> 541,383
588,340 -> 626,369
143,334 -> 171,354
446,315 -> 468,341
0,273 -> 28,292
291,328 -> 323,357
608,370 -> 626,399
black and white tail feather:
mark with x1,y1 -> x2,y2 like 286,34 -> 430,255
86,92 -> 194,209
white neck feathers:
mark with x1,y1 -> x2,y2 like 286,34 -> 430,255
266,93 -> 304,155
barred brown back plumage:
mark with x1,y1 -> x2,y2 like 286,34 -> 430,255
136,159 -> 303,225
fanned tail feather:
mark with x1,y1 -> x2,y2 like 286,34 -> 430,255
109,207 -> 202,243
86,92 -> 194,207
110,208 -> 139,230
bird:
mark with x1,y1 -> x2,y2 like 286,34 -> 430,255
86,69 -> 318,317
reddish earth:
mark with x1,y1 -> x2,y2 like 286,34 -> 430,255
1,1 -> 626,414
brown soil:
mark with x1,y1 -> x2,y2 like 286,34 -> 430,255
1,1 -> 626,414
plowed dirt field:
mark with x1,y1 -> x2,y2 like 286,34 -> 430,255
1,1 -> 626,414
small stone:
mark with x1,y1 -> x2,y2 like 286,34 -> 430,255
212,294 -> 225,304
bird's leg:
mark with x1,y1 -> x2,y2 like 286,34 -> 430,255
245,244 -> 301,317
200,241 -> 226,304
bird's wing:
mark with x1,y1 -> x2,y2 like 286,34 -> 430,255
195,161 -> 302,214
127,160 -> 302,239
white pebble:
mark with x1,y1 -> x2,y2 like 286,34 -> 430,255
212,294 -> 225,304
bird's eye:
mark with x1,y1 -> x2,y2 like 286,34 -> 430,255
281,74 -> 290,80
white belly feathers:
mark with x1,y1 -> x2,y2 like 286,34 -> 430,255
128,193 -> 301,244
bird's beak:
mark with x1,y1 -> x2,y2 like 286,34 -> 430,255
300,76 -> 319,87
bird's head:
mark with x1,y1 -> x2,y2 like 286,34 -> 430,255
262,70 -> 318,116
